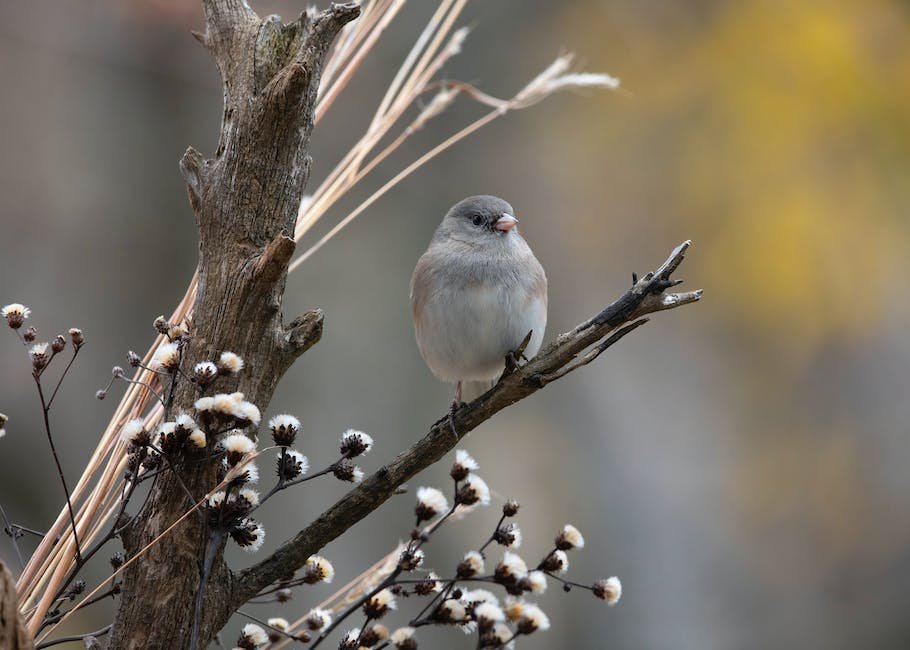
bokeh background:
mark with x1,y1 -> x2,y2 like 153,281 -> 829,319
2,0 -> 909,648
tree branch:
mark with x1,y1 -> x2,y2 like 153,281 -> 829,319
232,240 -> 702,606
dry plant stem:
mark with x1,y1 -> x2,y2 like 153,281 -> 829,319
0,502 -> 26,569
233,241 -> 701,607
35,377 -> 82,565
34,625 -> 111,649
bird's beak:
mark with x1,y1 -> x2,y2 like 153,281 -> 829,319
495,213 -> 518,232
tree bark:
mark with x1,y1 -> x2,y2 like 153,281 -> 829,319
1,561 -> 33,650
108,3 -> 359,648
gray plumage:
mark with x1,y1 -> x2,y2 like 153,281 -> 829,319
410,196 -> 548,398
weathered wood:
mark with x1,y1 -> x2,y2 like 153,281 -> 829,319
107,3 -> 359,648
0,561 -> 33,650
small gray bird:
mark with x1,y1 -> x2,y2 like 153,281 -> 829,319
410,195 -> 548,412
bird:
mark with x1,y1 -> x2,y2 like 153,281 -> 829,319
410,195 -> 548,421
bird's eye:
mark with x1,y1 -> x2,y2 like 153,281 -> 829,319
471,215 -> 484,227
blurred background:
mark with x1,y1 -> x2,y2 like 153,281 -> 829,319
1,0 -> 909,648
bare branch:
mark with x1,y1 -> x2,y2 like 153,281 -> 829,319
232,240 -> 702,605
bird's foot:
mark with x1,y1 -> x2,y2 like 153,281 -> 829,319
501,329 -> 533,380
448,398 -> 462,442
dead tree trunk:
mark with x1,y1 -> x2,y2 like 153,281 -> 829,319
108,3 -> 360,648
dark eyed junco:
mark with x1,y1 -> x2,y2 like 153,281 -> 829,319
410,195 -> 548,410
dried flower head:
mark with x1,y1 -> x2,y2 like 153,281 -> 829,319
217,351 -> 244,374
266,617 -> 289,643
305,608 -> 332,631
340,429 -> 373,458
237,622 -> 268,649
495,551 -> 529,585
522,570 -> 548,595
230,518 -> 265,552
462,589 -> 499,607
333,460 -> 364,483
363,588 -> 397,619
451,449 -> 479,481
539,550 -> 569,574
151,341 -> 181,371
415,573 -> 441,595
502,499 -> 520,517
360,623 -> 389,646
474,602 -> 505,629
68,327 -> 84,347
390,626 -> 417,649
269,414 -> 301,446
277,449 -> 309,481
455,474 -> 490,507
593,576 -> 622,606
437,599 -> 466,623
555,524 -> 585,551
303,555 -> 334,584
193,361 -> 218,387
415,486 -> 448,522
220,432 -> 256,466
51,335 -> 66,354
188,430 -> 207,448
29,343 -> 50,370
2,303 -> 30,329
339,628 -> 361,650
120,419 -> 150,447
22,326 -> 37,342
457,551 -> 485,579
494,522 -> 522,548
153,315 -> 169,334
398,547 -> 425,571
516,602 -> 550,634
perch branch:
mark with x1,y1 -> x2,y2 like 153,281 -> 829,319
232,240 -> 702,605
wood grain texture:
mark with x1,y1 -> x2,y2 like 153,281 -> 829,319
107,3 -> 358,648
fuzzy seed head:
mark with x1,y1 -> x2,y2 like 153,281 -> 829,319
268,414 -> 300,446
305,608 -> 332,631
221,432 -> 256,465
333,460 -> 363,483
474,602 -> 505,627
120,418 -> 149,446
390,627 -> 417,649
68,327 -> 84,347
494,522 -> 522,548
29,343 -> 50,369
152,341 -> 181,371
303,555 -> 334,584
540,550 -> 569,574
451,449 -> 479,481
231,518 -> 265,552
188,430 -> 207,448
523,570 -> 548,594
238,623 -> 268,648
556,524 -> 585,550
2,303 -> 30,329
218,351 -> 244,374
398,547 -> 425,571
277,449 -> 309,480
51,335 -> 66,354
517,603 -> 550,634
457,551 -> 485,578
193,361 -> 218,386
456,474 -> 490,507
339,429 -> 373,458
593,576 -> 622,606
495,552 -> 528,584
364,588 -> 397,619
415,486 -> 448,522
438,599 -> 466,623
